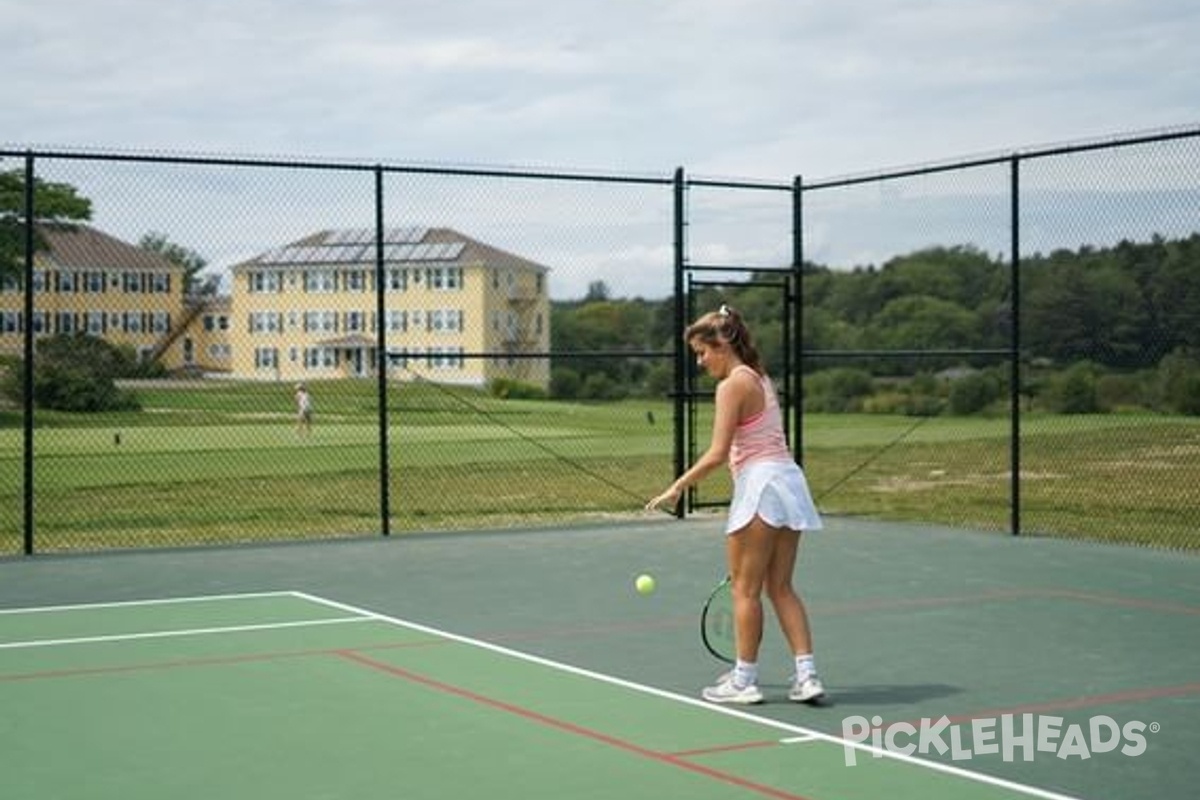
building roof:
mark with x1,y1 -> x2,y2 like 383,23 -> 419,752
233,226 -> 550,274
36,223 -> 183,272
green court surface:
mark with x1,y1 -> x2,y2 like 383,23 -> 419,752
1,518 -> 1197,799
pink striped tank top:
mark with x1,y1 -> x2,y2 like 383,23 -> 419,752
728,366 -> 791,476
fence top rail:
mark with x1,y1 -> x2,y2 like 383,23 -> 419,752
0,146 -> 675,186
800,123 -> 1200,191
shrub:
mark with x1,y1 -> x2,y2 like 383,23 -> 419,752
1156,349 -> 1200,416
1045,362 -> 1101,414
804,368 -> 874,412
487,378 -> 547,400
581,372 -> 627,400
948,371 -> 1002,415
3,334 -> 141,412
1095,372 -> 1147,411
550,368 -> 581,399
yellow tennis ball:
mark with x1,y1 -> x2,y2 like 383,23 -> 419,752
635,574 -> 656,595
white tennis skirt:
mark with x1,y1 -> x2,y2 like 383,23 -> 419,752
726,460 -> 824,535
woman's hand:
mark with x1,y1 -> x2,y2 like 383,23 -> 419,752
646,485 -> 682,512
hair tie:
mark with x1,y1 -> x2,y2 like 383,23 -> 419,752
718,304 -> 731,318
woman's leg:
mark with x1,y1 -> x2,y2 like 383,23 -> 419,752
726,517 -> 777,663
764,525 -> 826,702
763,527 -> 813,656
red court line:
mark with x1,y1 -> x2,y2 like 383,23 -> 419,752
1038,588 -> 1200,616
336,649 -> 816,800
670,739 -> 780,758
816,588 -> 1042,615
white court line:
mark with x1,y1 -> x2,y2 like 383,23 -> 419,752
0,590 -> 298,615
294,590 -> 1085,800
0,616 -> 371,650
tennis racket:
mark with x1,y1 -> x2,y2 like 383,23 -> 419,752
700,575 -> 735,664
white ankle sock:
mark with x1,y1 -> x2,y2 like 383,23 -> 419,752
733,659 -> 758,688
795,654 -> 815,681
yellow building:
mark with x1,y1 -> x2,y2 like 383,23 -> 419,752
227,226 -> 551,388
0,223 -> 191,364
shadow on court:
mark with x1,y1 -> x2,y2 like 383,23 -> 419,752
1,516 -> 1197,800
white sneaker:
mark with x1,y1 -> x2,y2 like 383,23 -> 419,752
702,676 -> 764,705
788,674 -> 826,704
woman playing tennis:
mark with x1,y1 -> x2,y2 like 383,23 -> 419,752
646,305 -> 825,705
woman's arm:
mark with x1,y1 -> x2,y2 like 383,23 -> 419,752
645,372 -> 756,510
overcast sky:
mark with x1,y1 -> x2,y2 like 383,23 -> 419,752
6,0 -> 1197,178
3,0 -> 1198,297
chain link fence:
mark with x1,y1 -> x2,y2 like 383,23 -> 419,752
2,126 -> 1198,554
797,128 -> 1200,548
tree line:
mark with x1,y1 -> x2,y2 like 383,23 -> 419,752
549,237 -> 1200,415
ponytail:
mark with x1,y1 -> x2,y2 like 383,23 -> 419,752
684,304 -> 764,373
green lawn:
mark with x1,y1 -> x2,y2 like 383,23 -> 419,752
1,380 -> 1198,553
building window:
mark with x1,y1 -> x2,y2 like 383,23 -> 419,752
254,347 -> 279,369
428,309 -> 463,333
427,267 -> 463,291
305,348 -> 337,368
249,271 -> 282,293
250,312 -> 283,333
388,269 -> 407,292
386,310 -> 407,332
426,347 -> 464,370
304,270 -> 336,293
304,311 -> 338,332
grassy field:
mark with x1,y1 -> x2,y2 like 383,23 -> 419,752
1,379 -> 1198,553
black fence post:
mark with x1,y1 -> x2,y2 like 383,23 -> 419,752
672,167 -> 686,518
1009,155 -> 1022,537
792,174 -> 804,464
374,166 -> 391,537
22,154 -> 35,556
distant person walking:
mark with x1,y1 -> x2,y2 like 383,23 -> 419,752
295,383 -> 313,435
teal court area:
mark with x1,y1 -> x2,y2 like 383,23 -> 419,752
1,517 -> 1197,799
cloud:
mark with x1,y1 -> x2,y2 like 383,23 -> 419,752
3,0 -> 1197,300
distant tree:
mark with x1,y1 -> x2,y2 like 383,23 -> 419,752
584,280 -> 610,302
0,168 -> 92,281
138,231 -> 212,295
